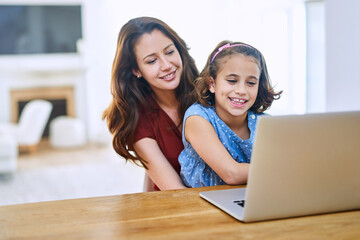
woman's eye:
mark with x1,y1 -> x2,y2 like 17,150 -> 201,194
166,49 -> 175,55
227,79 -> 237,84
147,59 -> 156,64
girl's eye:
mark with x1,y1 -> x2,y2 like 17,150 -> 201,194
227,79 -> 237,84
247,81 -> 257,86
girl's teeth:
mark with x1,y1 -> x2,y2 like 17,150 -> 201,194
231,98 -> 245,104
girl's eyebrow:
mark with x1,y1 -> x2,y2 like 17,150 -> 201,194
225,73 -> 259,80
249,75 -> 259,80
225,73 -> 239,78
142,43 -> 174,60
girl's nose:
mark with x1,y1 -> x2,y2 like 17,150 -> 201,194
234,83 -> 246,94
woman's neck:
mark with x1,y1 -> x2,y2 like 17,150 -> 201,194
153,90 -> 178,110
153,90 -> 181,127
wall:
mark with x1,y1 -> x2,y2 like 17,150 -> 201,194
306,0 -> 326,113
0,0 -> 307,143
325,0 -> 360,112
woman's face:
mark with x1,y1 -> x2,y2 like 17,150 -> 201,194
133,29 -> 183,95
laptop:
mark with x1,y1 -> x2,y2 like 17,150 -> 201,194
200,111 -> 360,222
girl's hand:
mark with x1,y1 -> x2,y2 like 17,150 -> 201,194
185,115 -> 249,185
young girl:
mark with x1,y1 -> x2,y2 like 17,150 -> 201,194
179,40 -> 282,187
103,17 -> 198,191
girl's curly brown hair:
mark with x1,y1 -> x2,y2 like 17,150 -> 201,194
194,40 -> 282,113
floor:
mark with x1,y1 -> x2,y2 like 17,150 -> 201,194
0,141 -> 145,206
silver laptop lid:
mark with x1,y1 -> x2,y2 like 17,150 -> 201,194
243,111 -> 360,222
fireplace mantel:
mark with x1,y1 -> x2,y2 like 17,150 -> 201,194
0,54 -> 87,130
0,54 -> 85,75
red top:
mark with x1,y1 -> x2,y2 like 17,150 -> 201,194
133,96 -> 183,191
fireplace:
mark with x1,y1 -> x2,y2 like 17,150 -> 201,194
10,86 -> 75,138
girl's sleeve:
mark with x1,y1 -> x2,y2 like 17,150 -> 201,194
180,104 -> 213,188
182,104 -> 211,143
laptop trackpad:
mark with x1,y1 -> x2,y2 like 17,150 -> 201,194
200,187 -> 247,221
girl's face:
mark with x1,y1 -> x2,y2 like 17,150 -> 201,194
133,29 -> 183,96
209,53 -> 260,122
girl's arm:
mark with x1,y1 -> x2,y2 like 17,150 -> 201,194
134,138 -> 187,190
185,115 -> 249,185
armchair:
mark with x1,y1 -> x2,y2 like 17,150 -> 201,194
0,99 -> 53,154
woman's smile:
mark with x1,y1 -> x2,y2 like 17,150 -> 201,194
133,29 -> 183,94
160,69 -> 177,81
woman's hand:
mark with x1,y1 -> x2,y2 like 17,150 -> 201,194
134,138 -> 187,190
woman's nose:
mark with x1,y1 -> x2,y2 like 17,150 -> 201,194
160,57 -> 172,71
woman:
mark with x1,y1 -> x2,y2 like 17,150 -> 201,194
103,17 -> 198,190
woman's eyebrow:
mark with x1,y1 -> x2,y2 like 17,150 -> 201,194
143,53 -> 156,61
163,43 -> 175,50
143,44 -> 174,60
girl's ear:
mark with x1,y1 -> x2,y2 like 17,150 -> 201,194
209,77 -> 216,93
132,69 -> 142,79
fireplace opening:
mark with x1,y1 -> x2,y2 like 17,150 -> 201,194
11,86 -> 75,139
18,99 -> 68,137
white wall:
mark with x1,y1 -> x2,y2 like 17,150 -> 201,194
306,1 -> 326,113
325,0 -> 360,112
100,0 -> 306,114
1,0 -> 358,142
88,0 -> 306,142
0,0 -> 307,143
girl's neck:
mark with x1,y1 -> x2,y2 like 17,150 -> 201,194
219,110 -> 250,140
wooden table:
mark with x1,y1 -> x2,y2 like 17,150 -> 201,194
1,185 -> 359,240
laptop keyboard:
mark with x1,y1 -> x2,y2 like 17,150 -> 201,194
233,200 -> 245,207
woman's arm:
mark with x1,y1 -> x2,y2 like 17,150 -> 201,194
185,115 -> 249,185
143,174 -> 155,192
134,138 -> 187,190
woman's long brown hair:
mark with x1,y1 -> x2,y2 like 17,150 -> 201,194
102,17 -> 198,168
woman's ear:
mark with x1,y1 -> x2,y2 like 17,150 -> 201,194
132,69 -> 142,79
209,77 -> 216,93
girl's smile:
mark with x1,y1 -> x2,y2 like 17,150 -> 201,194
209,53 -> 260,125
228,97 -> 248,108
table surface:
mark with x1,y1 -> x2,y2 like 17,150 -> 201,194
1,185 -> 360,240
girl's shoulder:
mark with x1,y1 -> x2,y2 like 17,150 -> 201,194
185,103 -> 216,120
248,111 -> 268,124
249,110 -> 268,117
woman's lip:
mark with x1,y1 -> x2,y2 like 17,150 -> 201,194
160,70 -> 176,81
